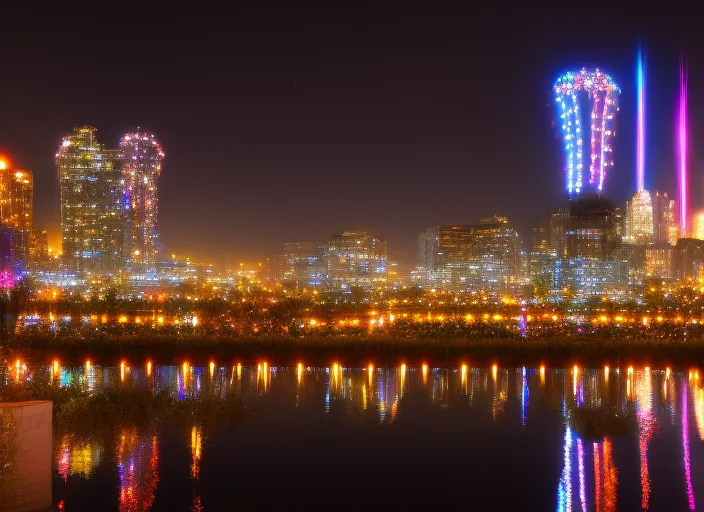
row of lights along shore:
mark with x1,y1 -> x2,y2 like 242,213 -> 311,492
10,359 -> 702,383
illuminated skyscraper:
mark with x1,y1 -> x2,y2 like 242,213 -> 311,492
417,218 -> 522,294
624,190 -> 654,245
652,192 -> 678,246
471,216 -> 523,293
328,228 -> 387,291
549,210 -> 570,257
0,159 -> 34,270
281,242 -> 328,291
417,225 -> 473,289
565,194 -> 618,261
0,228 -> 13,287
694,213 -> 704,241
56,126 -> 125,277
120,131 -> 164,275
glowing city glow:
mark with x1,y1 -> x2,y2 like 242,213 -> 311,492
0,270 -> 15,289
554,68 -> 620,195
679,59 -> 689,236
637,48 -> 646,192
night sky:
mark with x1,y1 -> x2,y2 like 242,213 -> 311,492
1,8 -> 702,267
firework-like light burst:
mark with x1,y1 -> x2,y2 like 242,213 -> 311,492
554,68 -> 621,196
679,59 -> 688,237
637,48 -> 646,192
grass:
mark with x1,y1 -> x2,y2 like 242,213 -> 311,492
0,367 -> 244,437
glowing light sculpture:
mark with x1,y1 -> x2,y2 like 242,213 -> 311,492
119,131 -> 165,275
678,59 -> 688,237
554,68 -> 621,196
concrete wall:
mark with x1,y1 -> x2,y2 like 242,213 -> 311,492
0,400 -> 52,512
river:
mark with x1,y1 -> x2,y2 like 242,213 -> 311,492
3,361 -> 703,510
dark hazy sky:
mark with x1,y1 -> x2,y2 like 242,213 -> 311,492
1,7 -> 702,267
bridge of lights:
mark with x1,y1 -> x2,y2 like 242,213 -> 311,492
554,68 -> 621,196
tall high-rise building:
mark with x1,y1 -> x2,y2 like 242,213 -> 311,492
416,232 -> 427,269
652,192 -> 678,246
281,242 -> 328,291
532,220 -> 549,253
549,210 -> 570,257
0,227 -> 12,287
120,131 -> 164,275
418,225 -> 474,288
694,212 -> 704,241
29,226 -> 50,269
417,226 -> 440,273
328,228 -> 387,291
0,163 -> 33,269
471,216 -> 523,292
529,218 -> 557,299
56,126 -> 125,278
417,218 -> 522,294
624,190 -> 654,244
564,193 -> 618,261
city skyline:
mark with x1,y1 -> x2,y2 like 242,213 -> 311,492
1,9 -> 702,265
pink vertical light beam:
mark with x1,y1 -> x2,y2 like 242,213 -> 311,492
679,59 -> 688,236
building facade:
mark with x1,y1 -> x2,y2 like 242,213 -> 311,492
624,190 -> 654,244
120,131 -> 164,275
328,229 -> 387,291
417,217 -> 522,294
652,192 -> 678,245
0,165 -> 33,270
56,126 -> 125,278
281,242 -> 328,291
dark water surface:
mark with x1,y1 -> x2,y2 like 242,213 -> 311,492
10,361 -> 704,511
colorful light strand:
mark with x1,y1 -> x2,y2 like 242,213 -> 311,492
554,68 -> 620,196
577,437 -> 587,512
556,425 -> 572,511
682,382 -> 695,510
636,47 -> 646,192
679,59 -> 688,237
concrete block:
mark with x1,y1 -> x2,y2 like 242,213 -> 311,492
0,401 -> 52,512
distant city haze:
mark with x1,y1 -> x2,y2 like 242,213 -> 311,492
0,9 -> 700,266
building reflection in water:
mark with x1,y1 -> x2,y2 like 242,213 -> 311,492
56,435 -> 104,481
636,367 -> 656,510
521,367 -> 529,427
557,428 -> 618,511
7,360 -> 704,509
190,426 -> 202,480
592,438 -> 618,512
116,429 -> 158,512
492,367 -> 508,421
190,425 -> 203,511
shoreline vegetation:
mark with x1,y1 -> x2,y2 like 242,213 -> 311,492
0,364 -> 244,444
6,333 -> 704,368
4,289 -> 704,368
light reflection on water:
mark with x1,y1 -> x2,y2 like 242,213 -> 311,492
8,361 -> 704,509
